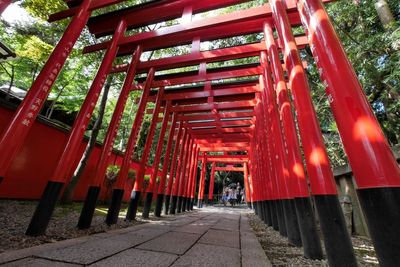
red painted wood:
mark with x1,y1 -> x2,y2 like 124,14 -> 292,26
299,0 -> 400,188
114,68 -> 155,189
133,87 -> 164,192
271,0 -> 337,195
92,46 -> 142,187
0,0 -> 92,179
50,20 -> 127,183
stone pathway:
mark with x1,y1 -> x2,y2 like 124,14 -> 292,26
0,206 -> 271,267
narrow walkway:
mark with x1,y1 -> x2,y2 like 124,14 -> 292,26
0,206 -> 271,267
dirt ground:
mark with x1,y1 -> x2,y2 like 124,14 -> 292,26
0,200 -> 150,254
247,213 -> 379,267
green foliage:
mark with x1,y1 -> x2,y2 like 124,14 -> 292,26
22,0 -> 66,20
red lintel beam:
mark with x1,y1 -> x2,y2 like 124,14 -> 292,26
206,158 -> 249,163
192,132 -> 252,139
111,42 -> 266,74
50,0 -> 132,22
200,147 -> 249,152
179,111 -> 255,122
199,142 -> 250,148
171,100 -> 256,113
148,86 -> 259,103
110,41 -> 307,74
195,138 -> 250,144
188,127 -> 253,135
215,167 -> 244,172
133,64 -> 262,89
56,0 -> 334,36
86,0 -> 251,37
83,5 -> 308,55
187,120 -> 253,129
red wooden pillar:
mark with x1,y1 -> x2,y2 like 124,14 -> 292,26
257,98 -> 271,225
261,71 -> 294,239
0,0 -> 92,183
262,78 -> 281,231
180,140 -> 194,212
78,46 -> 142,229
298,1 -> 400,265
208,162 -> 216,202
177,136 -> 192,213
155,111 -> 178,217
264,22 -> 322,258
184,143 -> 196,211
164,123 -> 183,214
105,68 -> 155,225
142,101 -> 172,218
25,19 -> 126,237
197,154 -> 207,208
243,162 -> 251,205
170,130 -> 188,214
126,87 -> 165,220
269,1 -> 357,265
189,147 -> 200,209
247,161 -> 254,205
0,0 -> 11,14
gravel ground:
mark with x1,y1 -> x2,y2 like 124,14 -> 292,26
0,200 -> 153,254
247,213 -> 379,267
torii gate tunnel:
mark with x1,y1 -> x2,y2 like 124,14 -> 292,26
0,0 -> 399,266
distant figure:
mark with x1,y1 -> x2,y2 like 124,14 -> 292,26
221,187 -> 229,206
236,182 -> 241,204
229,188 -> 237,207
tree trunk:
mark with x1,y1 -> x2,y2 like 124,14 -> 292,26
60,76 -> 113,203
46,84 -> 67,119
375,0 -> 395,28
5,65 -> 14,101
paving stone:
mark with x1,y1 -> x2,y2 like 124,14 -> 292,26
172,243 -> 240,267
240,215 -> 272,267
166,218 -> 198,227
36,226 -> 172,265
211,219 -> 239,232
173,222 -> 212,235
198,229 -> 240,248
90,248 -> 177,267
137,231 -> 200,255
2,257 -> 81,267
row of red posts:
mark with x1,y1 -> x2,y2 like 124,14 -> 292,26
0,1 -> 399,266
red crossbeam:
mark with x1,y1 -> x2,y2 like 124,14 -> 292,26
215,167 -> 244,172
179,111 -> 255,122
82,5 -> 307,55
172,100 -> 256,113
110,42 -> 306,74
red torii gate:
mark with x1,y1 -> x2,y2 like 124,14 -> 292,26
0,0 -> 398,266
